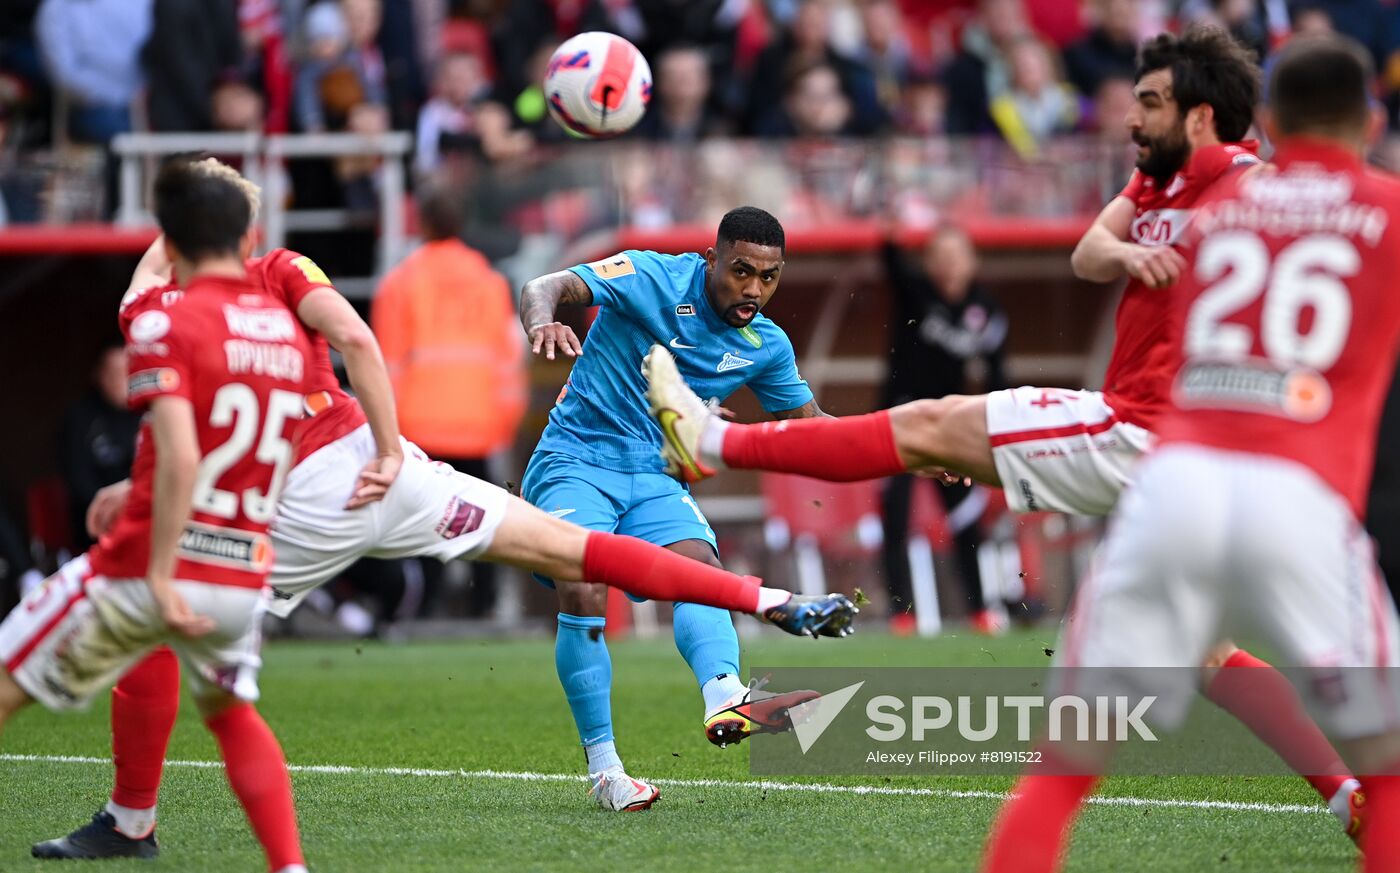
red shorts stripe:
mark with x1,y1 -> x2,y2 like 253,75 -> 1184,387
5,577 -> 91,674
988,416 -> 1121,448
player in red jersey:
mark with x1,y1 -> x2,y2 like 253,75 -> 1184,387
0,158 -> 314,871
647,24 -> 1364,837
982,35 -> 1400,872
31,161 -> 855,860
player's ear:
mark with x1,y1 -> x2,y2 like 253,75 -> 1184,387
1367,101 -> 1387,149
1258,107 -> 1281,149
238,228 -> 257,260
162,236 -> 179,267
704,246 -> 717,271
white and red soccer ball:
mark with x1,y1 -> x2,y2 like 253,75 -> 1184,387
543,32 -> 652,139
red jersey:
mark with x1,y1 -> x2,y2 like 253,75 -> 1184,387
91,275 -> 313,588
120,249 -> 367,464
1158,139 -> 1400,516
1103,141 -> 1263,430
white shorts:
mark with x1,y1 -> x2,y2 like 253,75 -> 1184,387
1055,445 -> 1400,739
985,387 -> 1154,515
0,555 -> 267,711
266,423 -> 510,617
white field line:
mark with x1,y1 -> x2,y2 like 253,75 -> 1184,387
0,753 -> 1329,817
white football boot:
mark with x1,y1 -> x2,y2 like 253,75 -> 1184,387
588,768 -> 661,812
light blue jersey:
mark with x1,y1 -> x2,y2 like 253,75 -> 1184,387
532,250 -> 812,474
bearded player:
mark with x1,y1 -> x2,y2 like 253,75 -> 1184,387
0,157 -> 314,872
32,168 -> 855,859
518,206 -> 828,812
983,34 -> 1400,871
646,25 -> 1363,837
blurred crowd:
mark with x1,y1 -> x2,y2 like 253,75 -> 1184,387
1,0 -> 1399,188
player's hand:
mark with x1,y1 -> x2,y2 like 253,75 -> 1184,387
347,452 -> 403,509
529,322 -> 583,360
1121,244 -> 1186,289
150,579 -> 216,638
914,466 -> 973,486
87,479 -> 133,539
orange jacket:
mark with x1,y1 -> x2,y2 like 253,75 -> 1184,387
372,239 -> 526,458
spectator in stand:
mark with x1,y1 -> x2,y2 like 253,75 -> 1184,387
1090,72 -> 1136,142
760,60 -> 855,137
375,0 -> 426,130
33,0 -> 152,144
942,0 -> 1030,135
1283,1 -> 1390,67
989,36 -> 1081,158
415,49 -> 489,172
879,225 -> 1008,635
295,0 -> 393,133
857,0 -> 914,120
1179,0 -> 1274,59
143,0 -> 242,132
491,0 -> 612,104
1063,0 -> 1142,97
236,0 -> 294,132
896,71 -> 948,136
745,0 -> 888,135
212,80 -> 266,134
633,45 -> 726,142
371,184 -> 527,617
58,344 -> 141,551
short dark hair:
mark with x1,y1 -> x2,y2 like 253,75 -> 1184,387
716,206 -> 785,253
1136,24 -> 1261,142
416,182 -> 463,242
153,157 -> 253,262
1269,34 -> 1372,137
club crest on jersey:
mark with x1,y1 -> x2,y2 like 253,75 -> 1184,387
587,253 -> 636,280
436,496 -> 486,540
717,352 -> 755,373
178,522 -> 273,572
675,304 -> 695,316
130,310 -> 171,343
127,368 -> 180,399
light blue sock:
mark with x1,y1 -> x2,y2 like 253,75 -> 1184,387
672,602 -> 742,708
555,613 -> 620,773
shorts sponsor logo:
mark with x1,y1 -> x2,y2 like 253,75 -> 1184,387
675,304 -> 695,316
436,496 -> 486,540
1174,360 -> 1332,422
130,310 -> 172,343
1019,479 -> 1040,511
178,522 -> 273,572
717,352 -> 755,373
128,368 -> 180,398
587,253 -> 636,280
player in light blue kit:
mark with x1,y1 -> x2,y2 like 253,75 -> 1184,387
519,207 -> 831,811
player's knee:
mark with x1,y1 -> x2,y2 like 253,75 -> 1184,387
192,688 -> 243,722
892,397 -> 958,462
0,668 -> 31,721
1201,641 -> 1239,671
556,579 -> 609,616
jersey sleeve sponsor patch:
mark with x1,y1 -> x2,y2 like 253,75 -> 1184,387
290,255 -> 332,286
586,252 -> 636,280
127,367 -> 181,399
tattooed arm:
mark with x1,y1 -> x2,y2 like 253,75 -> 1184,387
520,270 -> 594,360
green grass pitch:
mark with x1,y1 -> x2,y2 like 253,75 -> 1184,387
0,629 -> 1360,871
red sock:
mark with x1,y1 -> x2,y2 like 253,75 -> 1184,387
1362,770 -> 1400,872
583,532 -> 761,612
111,647 -> 181,811
982,762 -> 1098,873
205,703 -> 303,872
721,410 -> 904,482
1204,649 -> 1351,801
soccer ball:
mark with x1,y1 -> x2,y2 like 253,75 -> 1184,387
543,32 -> 652,139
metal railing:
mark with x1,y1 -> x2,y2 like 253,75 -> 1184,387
110,131 -> 412,296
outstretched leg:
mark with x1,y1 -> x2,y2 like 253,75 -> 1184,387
646,345 -> 996,483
